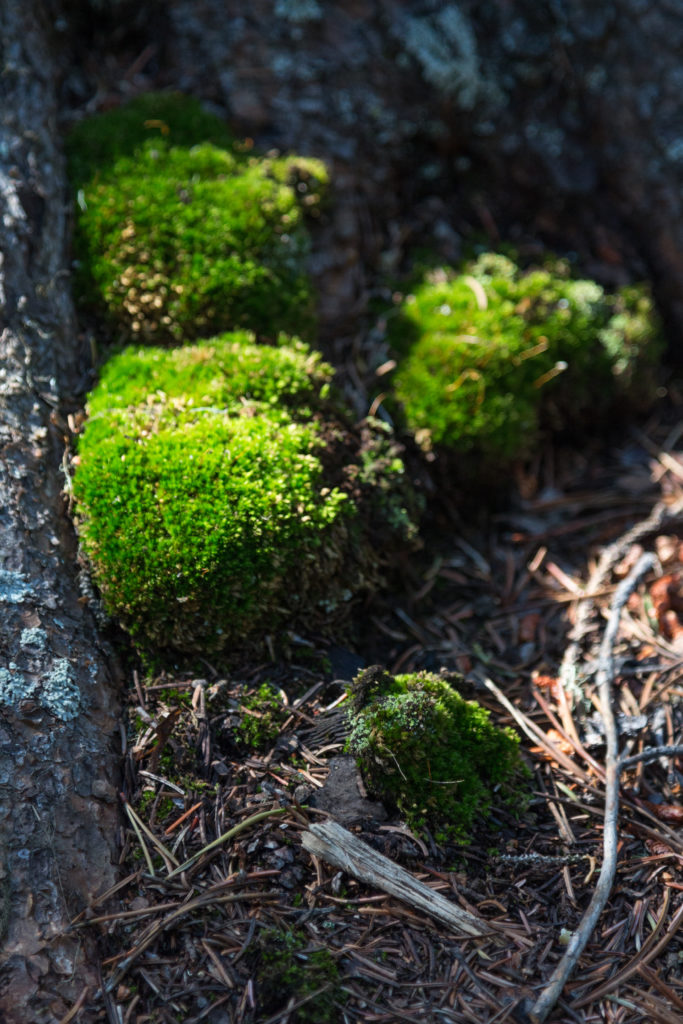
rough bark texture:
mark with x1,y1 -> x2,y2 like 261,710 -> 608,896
0,4 -> 121,1020
166,0 -> 683,344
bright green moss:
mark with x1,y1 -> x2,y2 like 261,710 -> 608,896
345,668 -> 529,843
69,95 -> 328,344
389,253 -> 663,459
66,92 -> 235,188
83,331 -> 331,428
74,335 -> 416,653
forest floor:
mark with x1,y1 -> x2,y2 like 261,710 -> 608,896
70,408 -> 683,1024
61,14 -> 683,1024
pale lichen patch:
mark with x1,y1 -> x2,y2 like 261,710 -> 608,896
0,668 -> 38,705
20,627 -> 47,650
274,0 -> 322,23
42,660 -> 80,720
0,660 -> 80,720
0,569 -> 31,604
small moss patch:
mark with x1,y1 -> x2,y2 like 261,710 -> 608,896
388,252 -> 663,461
255,927 -> 343,1023
345,667 -> 529,843
74,335 -> 416,653
235,682 -> 286,751
69,93 -> 328,344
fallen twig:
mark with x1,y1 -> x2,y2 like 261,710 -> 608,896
619,744 -> 683,768
530,551 -> 657,1023
301,819 -> 491,937
559,498 -> 681,705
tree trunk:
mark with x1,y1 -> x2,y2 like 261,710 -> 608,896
0,4 -> 121,1020
167,0 -> 683,343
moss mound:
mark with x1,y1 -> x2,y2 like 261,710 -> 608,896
66,91 -> 235,188
69,93 -> 328,344
345,667 -> 529,843
74,335 -> 416,653
388,252 -> 663,461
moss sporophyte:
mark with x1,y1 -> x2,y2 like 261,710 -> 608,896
345,668 -> 530,843
74,335 -> 417,654
388,252 -> 663,462
68,92 -> 328,345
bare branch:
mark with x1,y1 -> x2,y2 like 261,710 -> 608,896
619,744 -> 683,768
530,551 -> 657,1023
559,499 -> 680,704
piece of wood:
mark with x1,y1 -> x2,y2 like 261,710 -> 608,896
301,819 -> 489,937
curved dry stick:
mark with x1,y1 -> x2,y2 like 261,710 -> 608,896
559,499 -> 682,705
530,552 -> 657,1024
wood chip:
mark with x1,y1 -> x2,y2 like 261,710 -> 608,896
301,819 -> 490,937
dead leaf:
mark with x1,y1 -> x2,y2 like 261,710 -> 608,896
519,612 -> 540,643
531,728 -> 574,762
647,573 -> 683,638
645,839 -> 678,858
638,798 -> 683,825
533,673 -> 563,702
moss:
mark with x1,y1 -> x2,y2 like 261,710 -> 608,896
255,927 -> 342,1023
74,334 -> 417,653
345,667 -> 530,843
138,790 -> 175,825
69,94 -> 328,344
235,682 -> 286,750
388,252 -> 663,461
82,331 -> 332,425
66,92 -> 235,188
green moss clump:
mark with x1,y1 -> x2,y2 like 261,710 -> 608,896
74,334 -> 416,653
255,927 -> 343,1023
388,253 -> 663,460
236,682 -> 286,750
345,667 -> 529,843
69,94 -> 328,344
82,330 -> 331,423
66,92 -> 235,188
138,790 -> 175,827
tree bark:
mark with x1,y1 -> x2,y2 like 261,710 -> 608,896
167,0 -> 683,343
0,4 -> 121,1020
